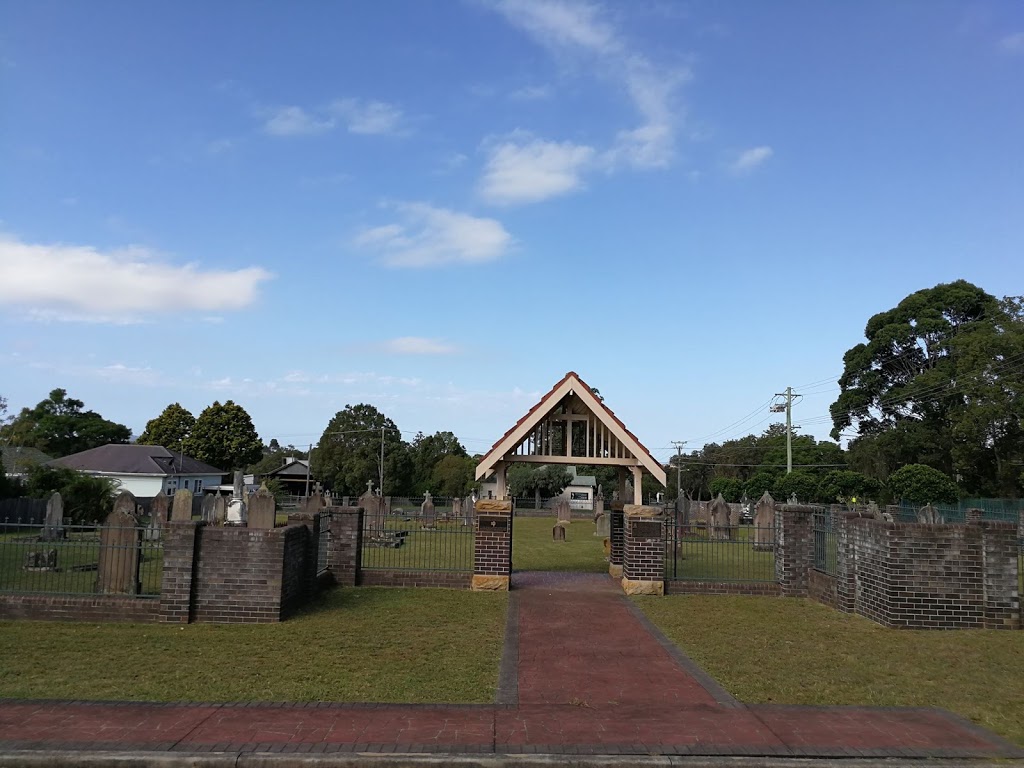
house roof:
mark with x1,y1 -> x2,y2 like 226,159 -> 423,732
1,446 -> 52,474
48,444 -> 224,477
570,475 -> 597,487
264,458 -> 309,478
475,371 -> 666,485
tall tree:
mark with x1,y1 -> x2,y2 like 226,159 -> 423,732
310,404 -> 412,495
1,389 -> 131,457
137,403 -> 195,453
410,431 -> 467,492
181,400 -> 262,471
831,281 -> 1024,496
431,454 -> 477,497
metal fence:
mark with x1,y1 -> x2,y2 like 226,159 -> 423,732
316,512 -> 331,576
361,513 -> 474,572
664,520 -> 777,583
0,522 -> 163,597
813,508 -> 838,576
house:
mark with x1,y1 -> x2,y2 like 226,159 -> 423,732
559,468 -> 597,511
47,444 -> 225,498
1,446 -> 52,481
259,457 -> 311,496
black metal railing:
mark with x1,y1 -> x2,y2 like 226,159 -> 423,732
0,522 -> 163,597
664,520 -> 776,582
361,513 -> 474,572
316,512 -> 331,576
813,509 -> 837,576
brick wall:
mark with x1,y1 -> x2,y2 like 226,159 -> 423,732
0,594 -> 159,622
776,505 -> 814,597
160,521 -> 200,624
808,517 -> 1021,630
622,507 -> 664,583
358,571 -> 471,588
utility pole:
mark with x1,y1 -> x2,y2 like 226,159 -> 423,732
771,387 -> 801,474
304,443 -> 312,497
379,426 -> 385,495
670,441 -> 687,499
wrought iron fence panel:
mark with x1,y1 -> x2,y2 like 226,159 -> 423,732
316,512 -> 332,576
361,514 -> 474,573
813,510 -> 838,576
664,520 -> 777,582
0,522 -> 162,597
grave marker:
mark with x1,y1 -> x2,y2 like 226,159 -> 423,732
97,491 -> 140,595
171,489 -> 193,522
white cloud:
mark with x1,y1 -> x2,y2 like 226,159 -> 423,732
999,32 -> 1024,54
354,202 -> 513,267
490,0 -> 688,169
329,99 -> 404,135
509,84 -> 553,101
262,106 -> 334,136
381,337 -> 460,355
730,146 -> 774,174
0,235 -> 273,321
479,137 -> 595,205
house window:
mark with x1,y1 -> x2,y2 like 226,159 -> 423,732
194,479 -> 203,492
183,479 -> 190,490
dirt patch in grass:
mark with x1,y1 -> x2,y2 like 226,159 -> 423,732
0,587 -> 507,703
512,516 -> 607,572
639,595 -> 1024,745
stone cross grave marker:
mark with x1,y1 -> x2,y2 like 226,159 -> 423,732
97,491 -> 141,595
171,488 -> 193,522
248,483 -> 276,529
421,491 -> 436,528
42,492 -> 64,540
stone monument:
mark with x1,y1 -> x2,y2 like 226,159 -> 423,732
247,482 -> 276,529
97,491 -> 140,595
226,470 -> 247,524
170,488 -> 193,522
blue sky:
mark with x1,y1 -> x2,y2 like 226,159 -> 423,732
1,0 -> 1022,464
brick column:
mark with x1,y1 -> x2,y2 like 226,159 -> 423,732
327,507 -> 363,587
609,502 -> 625,578
776,504 -> 815,597
979,520 -> 1021,629
159,521 -> 201,623
473,500 -> 512,591
836,511 -> 871,613
622,505 -> 665,596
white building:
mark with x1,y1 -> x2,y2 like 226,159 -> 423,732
48,444 -> 225,498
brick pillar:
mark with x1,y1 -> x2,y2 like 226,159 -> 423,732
160,521 -> 201,623
836,511 -> 872,613
980,521 -> 1021,629
473,500 -> 512,591
621,505 -> 665,596
609,502 -> 625,578
776,504 -> 815,597
327,507 -> 363,587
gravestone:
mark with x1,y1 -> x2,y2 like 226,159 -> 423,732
247,483 -> 276,529
150,491 -> 169,528
171,489 -> 193,522
463,494 -> 475,526
360,483 -> 383,534
552,522 -> 567,541
753,491 -> 775,550
452,497 -> 462,523
421,491 -> 436,528
226,470 -> 246,524
594,512 -> 610,538
213,495 -> 227,525
728,503 -> 740,528
200,494 -> 217,523
23,549 -> 58,570
708,494 -> 731,540
301,492 -> 324,518
917,504 -> 944,524
42,492 -> 64,540
97,491 -> 140,595
556,499 -> 571,524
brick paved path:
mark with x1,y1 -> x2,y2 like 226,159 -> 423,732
0,571 -> 1020,759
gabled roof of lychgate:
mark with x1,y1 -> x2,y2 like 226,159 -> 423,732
475,372 -> 666,485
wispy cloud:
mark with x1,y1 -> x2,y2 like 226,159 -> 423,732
479,135 -> 595,205
490,0 -> 688,169
999,32 -> 1024,54
263,106 -> 334,136
380,337 -> 460,355
354,202 -> 513,267
509,84 -> 553,101
329,99 -> 405,135
730,146 -> 774,174
0,234 -> 273,322
262,98 -> 406,137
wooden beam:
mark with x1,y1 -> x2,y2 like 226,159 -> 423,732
497,454 -> 641,466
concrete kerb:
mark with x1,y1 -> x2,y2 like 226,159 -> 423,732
0,753 -> 1020,768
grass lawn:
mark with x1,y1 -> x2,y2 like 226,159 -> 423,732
512,516 -> 608,572
0,587 -> 507,703
639,595 -> 1024,745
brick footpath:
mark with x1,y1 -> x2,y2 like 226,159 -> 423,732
0,571 -> 1020,760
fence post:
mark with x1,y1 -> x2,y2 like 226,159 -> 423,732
776,504 -> 815,597
621,505 -> 665,595
473,500 -> 511,591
